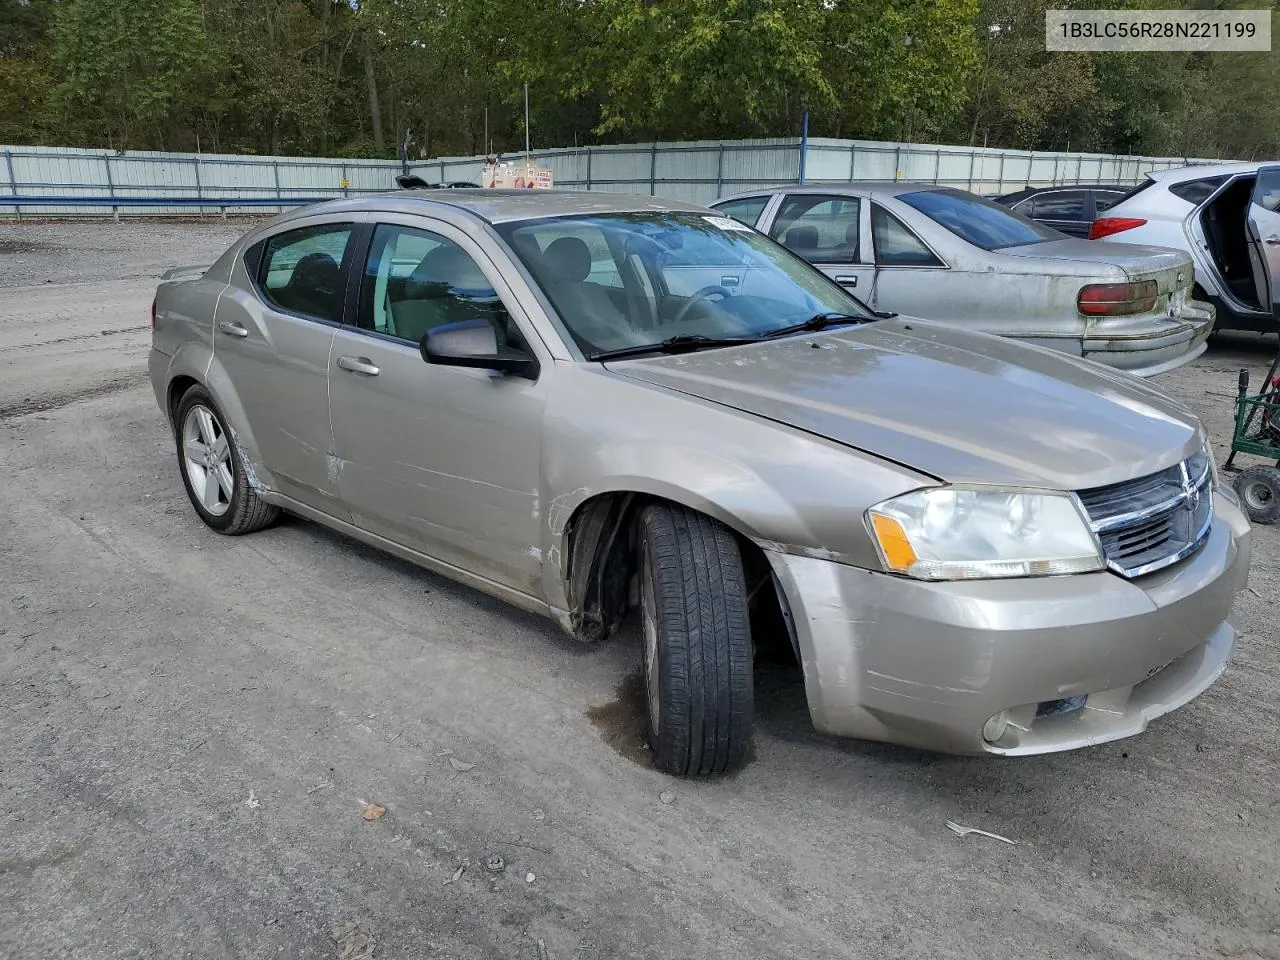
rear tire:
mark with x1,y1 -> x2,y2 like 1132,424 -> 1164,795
175,385 -> 279,535
1234,466 -> 1280,524
639,503 -> 753,776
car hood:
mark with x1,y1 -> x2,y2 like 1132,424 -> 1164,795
998,237 -> 1191,278
604,318 -> 1202,490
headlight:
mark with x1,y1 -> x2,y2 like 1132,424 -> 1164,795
866,486 -> 1103,580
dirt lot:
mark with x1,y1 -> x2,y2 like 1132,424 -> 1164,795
2,220 -> 1278,960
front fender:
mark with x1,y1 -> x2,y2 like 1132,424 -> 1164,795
539,366 -> 931,613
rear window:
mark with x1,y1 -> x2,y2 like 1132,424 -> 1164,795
1168,176 -> 1229,207
899,188 -> 1062,251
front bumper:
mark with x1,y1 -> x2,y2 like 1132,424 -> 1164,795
767,492 -> 1250,756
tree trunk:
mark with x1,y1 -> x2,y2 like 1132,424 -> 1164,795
365,42 -> 384,153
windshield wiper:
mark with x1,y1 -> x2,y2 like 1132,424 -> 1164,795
588,334 -> 760,361
762,312 -> 867,339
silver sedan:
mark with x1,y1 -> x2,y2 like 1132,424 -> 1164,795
712,183 -> 1215,376
150,190 -> 1249,776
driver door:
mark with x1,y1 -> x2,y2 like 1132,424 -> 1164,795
1246,165 -> 1280,320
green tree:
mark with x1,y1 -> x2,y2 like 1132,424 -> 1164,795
50,0 -> 211,148
0,0 -> 55,144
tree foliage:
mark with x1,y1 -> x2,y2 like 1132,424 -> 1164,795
0,0 -> 1275,160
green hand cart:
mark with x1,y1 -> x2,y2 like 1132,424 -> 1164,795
1225,354 -> 1280,524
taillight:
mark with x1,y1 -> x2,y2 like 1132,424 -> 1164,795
1089,217 -> 1147,240
1078,280 -> 1159,316
150,299 -> 157,327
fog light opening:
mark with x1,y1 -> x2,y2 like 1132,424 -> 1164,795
982,711 -> 1010,744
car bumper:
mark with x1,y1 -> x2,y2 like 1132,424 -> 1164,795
766,491 -> 1250,756
1080,301 -> 1216,376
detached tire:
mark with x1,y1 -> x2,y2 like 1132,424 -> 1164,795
639,503 -> 753,776
1234,465 -> 1280,524
175,385 -> 279,535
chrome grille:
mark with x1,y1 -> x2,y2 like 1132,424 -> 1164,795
1077,452 -> 1213,578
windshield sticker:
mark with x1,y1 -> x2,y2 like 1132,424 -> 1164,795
702,215 -> 754,232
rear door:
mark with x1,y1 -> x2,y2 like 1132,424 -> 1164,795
865,202 -> 949,317
212,218 -> 358,515
764,193 -> 871,295
1246,165 -> 1280,320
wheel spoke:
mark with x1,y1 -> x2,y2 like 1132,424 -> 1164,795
211,435 -> 230,463
214,463 -> 235,500
201,466 -> 223,509
196,408 -> 217,445
184,439 -> 206,463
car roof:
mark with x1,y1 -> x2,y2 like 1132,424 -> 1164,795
267,189 -> 711,226
1148,161 -> 1273,183
717,181 -> 953,203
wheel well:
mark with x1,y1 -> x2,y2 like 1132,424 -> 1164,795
167,375 -> 200,427
563,493 -> 792,658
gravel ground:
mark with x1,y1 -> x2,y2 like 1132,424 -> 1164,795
1,220 -> 1278,960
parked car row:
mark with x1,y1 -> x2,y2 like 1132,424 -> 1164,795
151,171 -> 1272,777
711,182 -> 1214,376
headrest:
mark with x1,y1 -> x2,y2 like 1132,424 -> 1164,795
540,236 -> 592,282
785,225 -> 819,250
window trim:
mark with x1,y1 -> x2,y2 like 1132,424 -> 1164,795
769,193 -> 865,265
250,219 -> 362,328
870,202 -> 947,270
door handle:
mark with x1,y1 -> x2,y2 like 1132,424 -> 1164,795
337,356 -> 380,376
835,275 -> 858,287
217,321 -> 248,338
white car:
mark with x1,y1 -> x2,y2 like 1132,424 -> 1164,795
1092,162 -> 1280,333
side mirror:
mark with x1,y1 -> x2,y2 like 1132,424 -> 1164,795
420,320 -> 538,379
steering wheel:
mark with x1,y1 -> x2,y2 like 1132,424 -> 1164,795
668,285 -> 733,327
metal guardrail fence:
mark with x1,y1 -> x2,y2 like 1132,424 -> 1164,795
1,139 -> 1225,217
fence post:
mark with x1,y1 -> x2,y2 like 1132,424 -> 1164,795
192,156 -> 203,218
894,144 -> 902,181
849,141 -> 856,181
934,148 -> 942,185
103,154 -> 119,222
715,143 -> 724,196
997,152 -> 1006,192
967,150 -> 976,192
586,147 -> 593,190
342,161 -> 349,198
272,159 -> 281,212
649,143 -> 657,196
4,150 -> 18,221
798,111 -> 809,185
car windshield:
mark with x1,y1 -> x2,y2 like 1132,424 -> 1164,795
494,211 -> 873,357
900,188 -> 1063,250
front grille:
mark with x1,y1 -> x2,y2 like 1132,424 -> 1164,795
1077,451 -> 1213,578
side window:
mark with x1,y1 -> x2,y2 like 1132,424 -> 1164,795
1093,190 -> 1126,213
258,224 -> 352,323
1253,167 -> 1280,212
713,196 -> 768,227
1030,190 -> 1087,221
871,205 -> 943,267
358,224 -> 511,346
769,195 -> 861,263
1168,176 -> 1228,207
